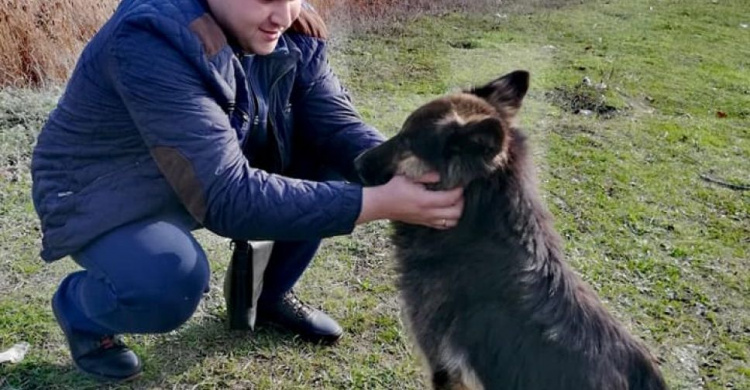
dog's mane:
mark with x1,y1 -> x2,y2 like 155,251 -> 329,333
394,126 -> 658,379
470,129 -> 632,343
460,128 -> 659,381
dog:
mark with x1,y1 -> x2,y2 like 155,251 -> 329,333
354,70 -> 667,390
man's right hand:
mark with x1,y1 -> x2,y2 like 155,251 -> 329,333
355,173 -> 464,230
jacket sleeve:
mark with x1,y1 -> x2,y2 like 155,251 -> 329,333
290,36 -> 385,182
109,17 -> 362,240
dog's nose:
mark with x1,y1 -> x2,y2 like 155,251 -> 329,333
353,152 -> 365,173
353,151 -> 382,186
353,154 -> 373,185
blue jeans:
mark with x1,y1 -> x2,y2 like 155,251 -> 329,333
53,210 -> 320,335
54,156 -> 334,335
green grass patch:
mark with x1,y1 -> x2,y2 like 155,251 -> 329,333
1,0 -> 748,388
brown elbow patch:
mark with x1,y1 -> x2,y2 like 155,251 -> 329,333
289,8 -> 328,40
189,13 -> 227,57
151,147 -> 208,223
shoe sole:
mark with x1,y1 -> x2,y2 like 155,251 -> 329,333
72,360 -> 144,383
256,320 -> 343,346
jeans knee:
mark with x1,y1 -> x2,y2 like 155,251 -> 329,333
117,251 -> 210,333
70,214 -> 212,334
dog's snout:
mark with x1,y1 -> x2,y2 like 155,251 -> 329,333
353,151 -> 372,185
353,152 -> 366,174
353,148 -> 394,186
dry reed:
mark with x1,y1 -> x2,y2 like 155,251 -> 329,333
0,0 -> 506,87
0,0 -> 117,88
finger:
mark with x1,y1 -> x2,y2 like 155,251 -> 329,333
423,200 -> 463,219
412,171 -> 440,184
422,186 -> 464,207
440,204 -> 464,221
431,217 -> 458,230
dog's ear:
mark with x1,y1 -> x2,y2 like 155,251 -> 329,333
447,117 -> 505,160
469,70 -> 529,121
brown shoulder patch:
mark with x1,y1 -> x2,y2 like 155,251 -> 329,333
189,13 -> 227,57
289,8 -> 328,40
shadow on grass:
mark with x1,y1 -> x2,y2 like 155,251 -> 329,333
137,319 -> 300,381
1,319 -> 311,389
0,361 -> 98,390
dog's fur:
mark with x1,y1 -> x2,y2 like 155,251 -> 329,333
354,71 -> 667,390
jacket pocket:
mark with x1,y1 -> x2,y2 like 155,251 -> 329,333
42,190 -> 77,229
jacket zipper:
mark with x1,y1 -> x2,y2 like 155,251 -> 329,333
264,62 -> 296,169
240,58 -> 260,153
238,55 -> 295,156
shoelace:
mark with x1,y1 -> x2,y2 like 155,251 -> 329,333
283,292 -> 314,318
79,335 -> 124,359
99,336 -> 121,350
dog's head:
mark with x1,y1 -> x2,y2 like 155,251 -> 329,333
355,70 -> 529,189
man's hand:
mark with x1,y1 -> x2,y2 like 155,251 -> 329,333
356,173 -> 464,229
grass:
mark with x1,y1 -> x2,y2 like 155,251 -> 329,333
1,0 -> 749,388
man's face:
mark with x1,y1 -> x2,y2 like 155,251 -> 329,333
208,0 -> 302,55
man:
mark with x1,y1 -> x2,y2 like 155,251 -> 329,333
31,0 -> 464,383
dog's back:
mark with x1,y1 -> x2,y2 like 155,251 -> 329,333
355,70 -> 667,389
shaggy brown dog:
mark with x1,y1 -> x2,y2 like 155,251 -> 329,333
354,71 -> 667,390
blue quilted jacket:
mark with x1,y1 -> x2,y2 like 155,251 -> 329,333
31,0 -> 384,262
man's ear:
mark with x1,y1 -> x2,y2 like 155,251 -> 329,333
447,117 -> 505,160
468,70 -> 529,121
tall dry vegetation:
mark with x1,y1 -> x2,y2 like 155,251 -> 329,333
313,0 -> 476,21
0,0 -> 505,88
310,0 -> 500,33
0,0 -> 117,88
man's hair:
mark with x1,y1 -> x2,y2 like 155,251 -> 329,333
289,4 -> 328,39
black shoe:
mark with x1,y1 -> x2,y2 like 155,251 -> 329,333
257,291 -> 343,345
52,298 -> 142,382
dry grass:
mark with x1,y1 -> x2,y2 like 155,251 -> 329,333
0,0 -> 510,87
0,0 -> 117,88
309,0 -> 586,28
0,0 -> 575,87
310,0 -> 501,33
